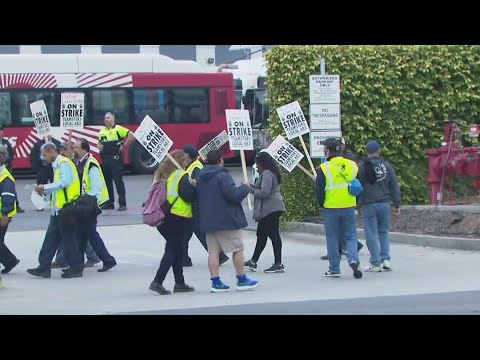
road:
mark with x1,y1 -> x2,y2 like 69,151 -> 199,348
9,165 -> 255,232
3,167 -> 480,315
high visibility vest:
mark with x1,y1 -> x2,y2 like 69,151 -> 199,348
53,156 -> 81,210
166,169 -> 192,218
186,159 -> 203,178
0,167 -> 16,217
82,155 -> 110,205
320,157 -> 358,209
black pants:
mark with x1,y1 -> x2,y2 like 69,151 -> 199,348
101,156 -> 126,207
0,221 -> 17,269
252,211 -> 284,264
38,215 -> 79,272
154,215 -> 192,285
77,218 -> 116,266
184,219 -> 228,263
36,162 -> 54,185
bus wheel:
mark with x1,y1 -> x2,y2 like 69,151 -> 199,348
131,142 -> 159,174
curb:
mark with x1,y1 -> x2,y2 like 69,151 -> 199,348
282,222 -> 480,252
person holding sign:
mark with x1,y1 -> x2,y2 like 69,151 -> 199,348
98,112 -> 134,211
0,145 -> 20,276
316,137 -> 363,279
182,145 -> 229,267
27,144 -> 81,279
197,150 -> 258,293
0,125 -> 24,213
149,150 -> 196,296
244,151 -> 286,274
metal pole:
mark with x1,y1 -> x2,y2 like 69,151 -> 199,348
320,58 -> 326,75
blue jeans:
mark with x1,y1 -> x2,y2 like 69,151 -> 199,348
323,208 -> 359,273
361,202 -> 391,267
55,239 -> 99,265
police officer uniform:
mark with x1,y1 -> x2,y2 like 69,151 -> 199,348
98,124 -> 130,210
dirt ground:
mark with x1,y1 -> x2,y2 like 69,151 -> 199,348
305,207 -> 480,239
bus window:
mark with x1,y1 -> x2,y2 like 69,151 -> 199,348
11,91 -> 56,126
169,88 -> 209,124
91,89 -> 130,125
0,93 -> 12,126
133,89 -> 169,124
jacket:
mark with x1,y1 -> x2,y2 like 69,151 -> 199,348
197,165 -> 249,233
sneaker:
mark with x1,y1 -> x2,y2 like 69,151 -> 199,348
321,255 -> 329,260
211,282 -> 230,293
236,277 -> 258,291
350,262 -> 363,279
244,260 -> 257,272
16,207 -> 25,214
264,264 -> 285,273
117,206 -> 127,212
364,265 -> 382,272
324,270 -> 341,278
382,261 -> 392,272
27,267 -> 51,278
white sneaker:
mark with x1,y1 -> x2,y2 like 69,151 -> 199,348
382,261 -> 392,272
364,265 -> 382,272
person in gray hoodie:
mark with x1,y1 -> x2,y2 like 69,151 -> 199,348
358,141 -> 401,273
244,151 -> 286,273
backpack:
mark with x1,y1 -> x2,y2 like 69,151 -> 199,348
142,179 -> 179,227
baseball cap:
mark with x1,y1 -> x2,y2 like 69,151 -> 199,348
321,137 -> 342,153
365,141 -> 380,154
183,144 -> 199,159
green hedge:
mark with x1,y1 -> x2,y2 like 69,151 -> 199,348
265,45 -> 480,222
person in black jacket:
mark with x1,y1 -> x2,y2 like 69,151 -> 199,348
30,135 -> 61,186
0,145 -> 20,276
0,125 -> 24,213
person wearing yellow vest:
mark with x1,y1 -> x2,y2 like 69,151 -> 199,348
97,112 -> 134,211
72,138 -> 117,273
316,137 -> 363,279
182,144 -> 229,267
27,143 -> 81,279
0,145 -> 20,280
149,150 -> 196,295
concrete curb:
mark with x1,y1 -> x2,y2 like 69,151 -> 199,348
282,222 -> 480,252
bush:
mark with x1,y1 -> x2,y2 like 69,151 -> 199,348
266,45 -> 480,222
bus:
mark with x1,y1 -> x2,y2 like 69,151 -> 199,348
220,57 -> 271,162
0,53 -> 236,174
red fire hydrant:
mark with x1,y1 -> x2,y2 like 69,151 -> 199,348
426,121 -> 480,205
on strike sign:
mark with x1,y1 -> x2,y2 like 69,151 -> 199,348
198,130 -> 229,160
225,110 -> 253,150
61,93 -> 84,129
266,135 -> 304,172
276,101 -> 310,140
134,115 -> 173,163
29,100 -> 51,137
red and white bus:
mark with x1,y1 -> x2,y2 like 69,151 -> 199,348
0,54 -> 236,174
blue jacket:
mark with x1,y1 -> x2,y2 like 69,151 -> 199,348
197,165 -> 249,234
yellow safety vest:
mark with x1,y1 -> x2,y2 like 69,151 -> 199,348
0,167 -> 16,217
166,169 -> 192,218
186,159 -> 204,178
82,155 -> 110,206
320,157 -> 358,209
53,156 -> 81,210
